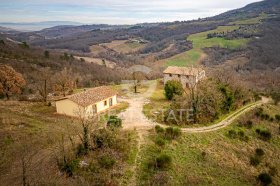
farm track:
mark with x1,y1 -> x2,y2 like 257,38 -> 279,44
118,82 -> 269,185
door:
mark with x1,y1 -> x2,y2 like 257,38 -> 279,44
109,98 -> 113,106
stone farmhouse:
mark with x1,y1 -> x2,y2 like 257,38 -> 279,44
163,66 -> 206,89
55,86 -> 117,118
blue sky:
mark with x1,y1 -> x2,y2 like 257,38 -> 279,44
0,0 -> 261,24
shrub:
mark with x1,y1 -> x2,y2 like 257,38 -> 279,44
155,125 -> 165,134
165,127 -> 182,140
255,148 -> 265,157
60,158 -> 80,177
201,151 -> 207,160
92,129 -> 114,148
256,128 -> 272,141
271,91 -> 280,105
107,115 -> 122,128
238,130 -> 245,138
238,130 -> 249,142
250,156 -> 261,166
255,108 -> 264,117
155,154 -> 172,169
155,137 -> 166,147
261,114 -> 270,120
164,80 -> 183,100
275,114 -> 280,122
245,120 -> 253,128
258,173 -> 272,186
256,128 -> 261,134
98,155 -> 116,169
228,130 -> 237,138
77,144 -> 88,156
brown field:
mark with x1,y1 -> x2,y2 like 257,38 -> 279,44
102,40 -> 146,54
74,56 -> 116,68
89,45 -> 107,55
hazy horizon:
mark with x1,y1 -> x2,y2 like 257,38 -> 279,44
0,0 -> 262,26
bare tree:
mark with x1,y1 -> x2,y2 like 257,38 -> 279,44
31,67 -> 53,103
53,68 -> 76,96
132,71 -> 146,93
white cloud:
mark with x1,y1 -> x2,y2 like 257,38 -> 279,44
0,0 -> 262,24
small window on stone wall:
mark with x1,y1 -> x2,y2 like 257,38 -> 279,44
169,74 -> 172,77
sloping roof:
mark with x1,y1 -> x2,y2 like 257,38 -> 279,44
57,86 -> 117,107
163,66 -> 203,76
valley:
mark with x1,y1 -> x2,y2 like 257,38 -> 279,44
0,0 -> 280,185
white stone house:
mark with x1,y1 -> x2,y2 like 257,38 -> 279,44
163,66 -> 206,89
55,86 -> 117,118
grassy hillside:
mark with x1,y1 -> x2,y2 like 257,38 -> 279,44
165,25 -> 250,67
137,104 -> 280,185
0,101 -> 135,185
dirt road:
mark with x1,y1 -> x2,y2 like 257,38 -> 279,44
118,89 -> 269,133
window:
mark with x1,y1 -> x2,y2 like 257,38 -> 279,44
104,100 -> 107,106
169,74 -> 172,77
109,98 -> 113,106
92,104 -> 97,113
178,74 -> 181,78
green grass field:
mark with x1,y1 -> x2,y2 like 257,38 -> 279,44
166,25 -> 249,67
230,13 -> 268,25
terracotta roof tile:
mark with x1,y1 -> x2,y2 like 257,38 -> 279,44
163,66 -> 203,76
63,86 -> 117,107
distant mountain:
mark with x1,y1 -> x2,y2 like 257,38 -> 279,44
0,21 -> 83,31
36,24 -> 132,38
2,0 -> 280,54
0,26 -> 19,34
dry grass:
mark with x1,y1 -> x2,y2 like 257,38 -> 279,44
103,40 -> 145,54
137,104 -> 280,185
74,56 -> 116,68
0,100 -> 134,185
0,101 -> 82,185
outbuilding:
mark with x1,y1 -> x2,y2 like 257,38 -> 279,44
55,86 -> 117,118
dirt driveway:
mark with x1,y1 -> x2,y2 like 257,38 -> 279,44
118,81 -> 269,133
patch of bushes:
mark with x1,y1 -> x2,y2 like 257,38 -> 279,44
228,129 -> 237,138
227,129 -> 249,141
219,84 -> 234,112
98,154 -> 116,169
107,115 -> 122,128
255,108 -> 274,121
155,125 -> 182,140
165,127 -> 182,140
244,120 -> 253,129
257,173 -> 272,186
59,158 -> 80,177
255,148 -> 265,157
256,128 -> 272,141
92,128 -> 115,149
77,144 -> 88,156
155,136 -> 166,147
255,108 -> 264,117
155,125 -> 165,133
250,148 -> 265,166
275,114 -> 280,122
155,154 -> 172,170
164,80 -> 183,100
